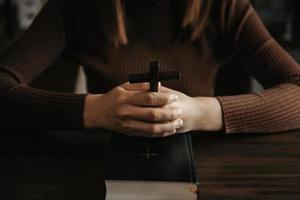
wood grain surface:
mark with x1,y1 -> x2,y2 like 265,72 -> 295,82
0,130 -> 299,200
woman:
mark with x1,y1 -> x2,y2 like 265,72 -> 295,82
0,0 -> 299,136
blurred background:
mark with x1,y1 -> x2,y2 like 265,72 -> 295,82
0,0 -> 299,94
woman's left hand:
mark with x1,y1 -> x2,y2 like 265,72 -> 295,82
159,86 -> 223,134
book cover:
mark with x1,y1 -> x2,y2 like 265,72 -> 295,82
105,133 -> 198,200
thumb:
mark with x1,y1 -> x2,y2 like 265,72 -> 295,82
159,85 -> 176,93
120,82 -> 150,91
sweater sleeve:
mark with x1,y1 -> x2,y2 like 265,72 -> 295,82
216,0 -> 300,134
0,0 -> 86,131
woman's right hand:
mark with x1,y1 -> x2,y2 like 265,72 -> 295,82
84,82 -> 183,137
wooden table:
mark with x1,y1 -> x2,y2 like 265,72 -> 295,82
1,130 -> 300,200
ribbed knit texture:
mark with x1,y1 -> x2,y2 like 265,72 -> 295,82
216,0 -> 300,133
0,0 -> 299,133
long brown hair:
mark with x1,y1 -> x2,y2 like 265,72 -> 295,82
79,0 -> 212,48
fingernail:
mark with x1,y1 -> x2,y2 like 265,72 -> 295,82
176,109 -> 183,117
176,119 -> 183,128
164,130 -> 176,136
172,95 -> 178,101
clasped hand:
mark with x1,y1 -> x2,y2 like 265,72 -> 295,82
84,82 -> 222,137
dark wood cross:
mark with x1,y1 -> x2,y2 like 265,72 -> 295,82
139,146 -> 157,159
129,61 -> 181,92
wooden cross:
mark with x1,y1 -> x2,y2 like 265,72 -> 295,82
129,61 -> 181,92
140,146 -> 157,159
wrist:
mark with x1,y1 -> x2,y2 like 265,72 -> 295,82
83,94 -> 104,129
193,97 -> 223,131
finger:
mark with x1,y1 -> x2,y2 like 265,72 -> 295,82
120,82 -> 150,91
159,86 -> 176,93
122,105 -> 182,122
121,118 -> 183,137
122,129 -> 176,138
128,92 -> 178,106
120,128 -> 153,138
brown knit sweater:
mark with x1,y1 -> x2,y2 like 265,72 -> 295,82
0,0 -> 300,133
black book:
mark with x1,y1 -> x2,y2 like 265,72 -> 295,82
105,133 -> 198,200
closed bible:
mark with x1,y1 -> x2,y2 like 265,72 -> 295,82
105,133 -> 198,200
